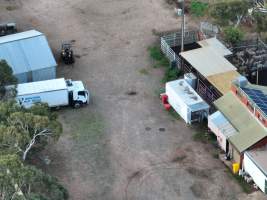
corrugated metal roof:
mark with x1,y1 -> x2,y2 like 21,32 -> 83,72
208,111 -> 237,138
0,30 -> 43,44
0,30 -> 56,74
180,47 -> 237,77
17,78 -> 67,96
214,92 -> 267,153
246,146 -> 267,176
207,71 -> 241,94
198,37 -> 232,57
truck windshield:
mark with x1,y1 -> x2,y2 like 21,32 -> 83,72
78,91 -> 86,96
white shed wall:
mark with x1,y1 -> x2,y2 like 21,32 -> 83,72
208,119 -> 227,152
166,86 -> 189,123
244,153 -> 266,193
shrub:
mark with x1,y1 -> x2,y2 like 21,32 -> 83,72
223,27 -> 244,45
190,0 -> 208,17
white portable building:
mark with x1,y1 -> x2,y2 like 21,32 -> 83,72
165,79 -> 209,124
244,147 -> 267,194
208,111 -> 237,152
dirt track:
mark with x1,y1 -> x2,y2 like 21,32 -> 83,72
1,0 -> 267,199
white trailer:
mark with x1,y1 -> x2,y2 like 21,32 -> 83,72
165,79 -> 209,124
16,78 -> 89,108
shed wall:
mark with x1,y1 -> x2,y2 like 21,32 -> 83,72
229,144 -> 241,164
14,66 -> 56,83
32,66 -> 56,82
15,72 -> 28,83
244,153 -> 266,193
208,119 -> 227,152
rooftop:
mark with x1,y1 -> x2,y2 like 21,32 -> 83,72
234,79 -> 267,117
0,30 -> 56,74
214,92 -> 267,153
246,146 -> 267,176
180,46 -> 237,77
207,71 -> 241,95
197,37 -> 232,57
166,79 -> 209,111
208,111 -> 237,138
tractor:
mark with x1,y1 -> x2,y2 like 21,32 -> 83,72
61,42 -> 75,65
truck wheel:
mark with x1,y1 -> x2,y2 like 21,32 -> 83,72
73,101 -> 82,108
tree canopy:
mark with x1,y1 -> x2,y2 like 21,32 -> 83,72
253,11 -> 267,35
0,154 -> 68,200
0,60 -> 17,99
0,102 -> 62,161
209,0 -> 253,27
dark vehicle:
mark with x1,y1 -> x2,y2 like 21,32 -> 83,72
61,42 -> 75,65
0,23 -> 17,36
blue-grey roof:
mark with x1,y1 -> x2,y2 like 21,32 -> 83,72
0,30 -> 57,74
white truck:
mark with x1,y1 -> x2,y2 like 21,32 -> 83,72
15,78 -> 89,108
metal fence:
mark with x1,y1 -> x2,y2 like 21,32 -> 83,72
229,38 -> 267,52
160,30 -> 199,68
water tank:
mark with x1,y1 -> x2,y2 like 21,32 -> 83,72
184,73 -> 197,89
236,76 -> 248,87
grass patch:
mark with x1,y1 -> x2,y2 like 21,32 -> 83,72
148,45 -> 181,83
6,5 -> 17,11
162,67 -> 181,83
139,68 -> 149,75
190,1 -> 208,17
148,46 -> 164,61
225,168 -> 254,194
193,131 -> 217,144
168,107 -> 181,120
148,46 -> 169,68
72,114 -> 104,142
172,155 -> 186,162
154,87 -> 165,97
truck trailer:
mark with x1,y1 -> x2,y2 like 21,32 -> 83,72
16,78 -> 89,108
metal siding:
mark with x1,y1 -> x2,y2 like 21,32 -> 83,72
32,66 -> 56,82
20,36 -> 57,71
0,30 -> 56,83
15,72 -> 28,83
0,30 -> 42,44
244,153 -> 266,193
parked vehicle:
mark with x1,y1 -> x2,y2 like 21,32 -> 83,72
0,22 -> 17,36
16,78 -> 89,108
61,42 -> 75,64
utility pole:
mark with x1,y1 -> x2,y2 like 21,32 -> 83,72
181,0 -> 185,53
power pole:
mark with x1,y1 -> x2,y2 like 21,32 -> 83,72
181,0 -> 185,52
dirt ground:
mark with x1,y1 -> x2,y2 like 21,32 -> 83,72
1,0 -> 267,199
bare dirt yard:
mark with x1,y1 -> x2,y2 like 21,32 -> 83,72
1,0 -> 267,199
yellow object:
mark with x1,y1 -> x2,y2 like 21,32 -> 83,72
232,163 -> 240,174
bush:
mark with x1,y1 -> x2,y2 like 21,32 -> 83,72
162,67 -> 181,83
223,27 -> 244,45
190,1 -> 208,17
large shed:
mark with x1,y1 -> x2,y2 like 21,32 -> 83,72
0,30 -> 57,83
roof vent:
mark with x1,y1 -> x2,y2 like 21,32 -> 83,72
235,76 -> 248,87
190,96 -> 198,101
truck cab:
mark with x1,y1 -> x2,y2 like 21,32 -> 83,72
66,79 -> 89,108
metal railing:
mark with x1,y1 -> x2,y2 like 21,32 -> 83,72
160,30 -> 199,69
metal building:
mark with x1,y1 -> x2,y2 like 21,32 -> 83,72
0,30 -> 57,83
